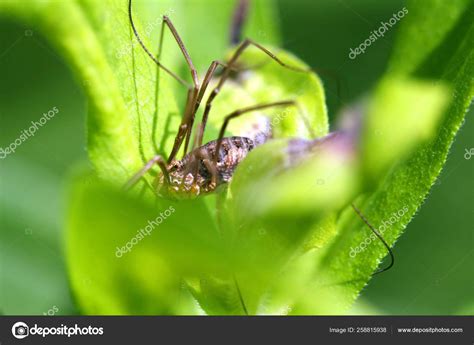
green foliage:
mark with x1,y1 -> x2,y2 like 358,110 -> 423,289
289,0 -> 473,314
67,172 -> 228,314
362,77 -> 449,182
1,0 -> 147,184
1,0 -> 471,315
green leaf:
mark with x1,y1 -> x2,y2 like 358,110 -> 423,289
361,77 -> 450,183
209,135 -> 349,314
388,0 -> 473,77
66,171 -> 231,314
230,135 -> 358,218
285,0 -> 473,314
0,1 -> 150,181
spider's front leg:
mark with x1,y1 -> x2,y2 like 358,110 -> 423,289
123,155 -> 170,191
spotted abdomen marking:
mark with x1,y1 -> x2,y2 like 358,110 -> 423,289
198,136 -> 255,183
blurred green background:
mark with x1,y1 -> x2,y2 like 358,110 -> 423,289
0,0 -> 472,315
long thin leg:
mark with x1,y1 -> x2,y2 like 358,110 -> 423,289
213,101 -> 295,166
351,203 -> 395,274
156,12 -> 165,60
230,0 -> 250,45
156,15 -> 204,162
152,13 -> 166,154
157,17 -> 235,161
168,88 -> 198,163
184,59 -> 256,155
124,155 -> 169,191
128,0 -> 189,87
182,60 -> 232,156
196,60 -> 232,108
161,16 -> 199,89
315,67 -> 345,107
233,275 -> 249,315
129,0 -> 199,164
197,39 -> 310,148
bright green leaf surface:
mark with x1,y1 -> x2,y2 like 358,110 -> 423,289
362,77 -> 450,182
67,172 -> 232,314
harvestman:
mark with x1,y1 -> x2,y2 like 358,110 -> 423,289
124,0 -> 394,274
124,0 -> 310,198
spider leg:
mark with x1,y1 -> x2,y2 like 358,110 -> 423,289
159,19 -> 241,161
183,60 -> 232,155
154,15 -> 203,163
191,149 -> 219,191
128,0 -> 189,87
123,155 -> 169,191
229,0 -> 250,45
351,203 -> 395,275
168,88 -> 198,163
160,15 -> 199,88
213,100 -> 314,166
196,39 -> 311,148
129,0 -> 199,164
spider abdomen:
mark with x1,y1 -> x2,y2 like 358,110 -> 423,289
164,136 -> 255,197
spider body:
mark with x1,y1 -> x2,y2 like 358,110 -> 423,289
159,136 -> 255,198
